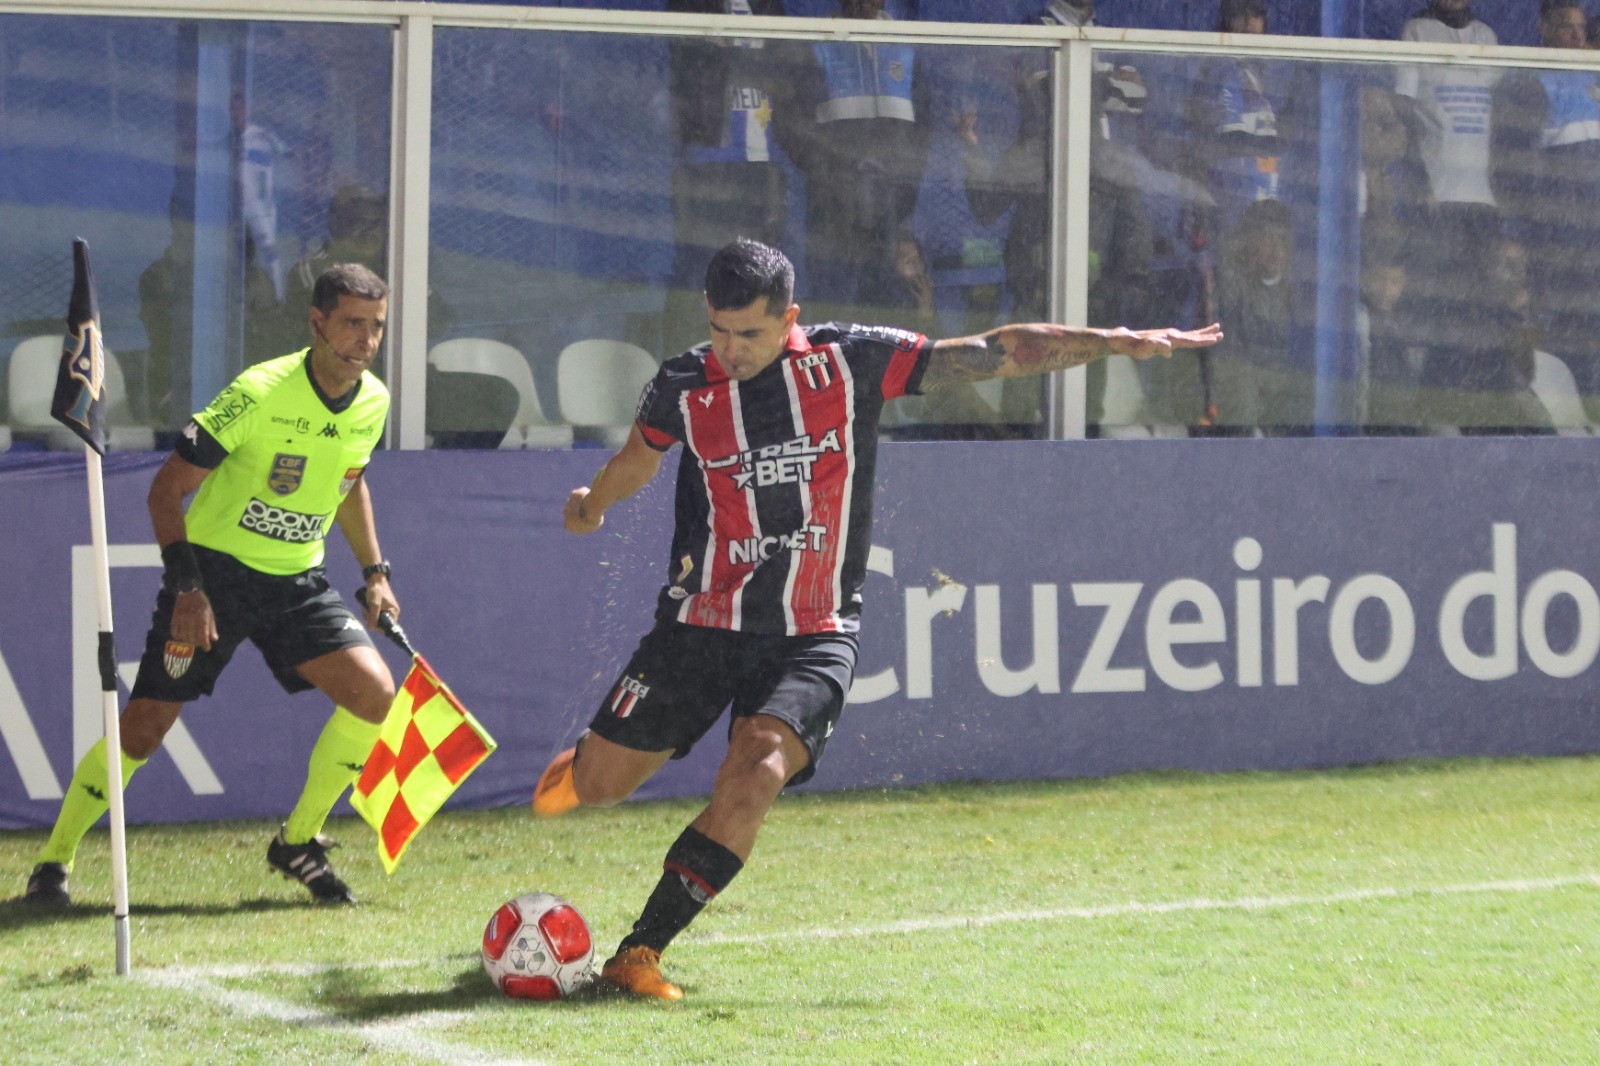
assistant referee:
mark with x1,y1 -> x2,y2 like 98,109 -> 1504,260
23,263 -> 399,907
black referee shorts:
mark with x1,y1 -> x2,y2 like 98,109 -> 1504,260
129,545 -> 375,703
586,621 -> 859,787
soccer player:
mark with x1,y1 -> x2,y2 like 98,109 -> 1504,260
533,238 -> 1221,998
22,263 -> 398,907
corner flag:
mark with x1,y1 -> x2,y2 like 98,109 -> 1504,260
350,653 -> 498,873
51,239 -> 110,454
50,239 -> 131,975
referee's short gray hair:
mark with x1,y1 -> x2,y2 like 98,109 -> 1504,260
312,263 -> 389,313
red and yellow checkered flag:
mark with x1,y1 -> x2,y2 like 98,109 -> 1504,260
350,655 -> 497,873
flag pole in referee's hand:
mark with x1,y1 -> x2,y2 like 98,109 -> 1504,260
51,238 -> 132,976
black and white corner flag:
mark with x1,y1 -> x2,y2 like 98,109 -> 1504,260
50,238 -> 110,455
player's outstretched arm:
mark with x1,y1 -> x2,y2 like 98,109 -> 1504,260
923,322 -> 1223,388
565,425 -> 667,535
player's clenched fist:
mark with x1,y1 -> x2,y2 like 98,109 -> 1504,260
564,487 -> 603,534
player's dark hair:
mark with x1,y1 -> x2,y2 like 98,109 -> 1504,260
1541,0 -> 1582,20
312,262 -> 389,313
704,238 -> 794,317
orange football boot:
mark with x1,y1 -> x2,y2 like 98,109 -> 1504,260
600,946 -> 683,1000
531,746 -> 580,817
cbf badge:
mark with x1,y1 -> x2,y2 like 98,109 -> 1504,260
269,454 -> 307,496
163,641 -> 194,679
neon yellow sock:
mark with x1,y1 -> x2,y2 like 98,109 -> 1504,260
36,738 -> 146,870
283,706 -> 382,845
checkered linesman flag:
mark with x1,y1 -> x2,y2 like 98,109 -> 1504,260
350,653 -> 498,873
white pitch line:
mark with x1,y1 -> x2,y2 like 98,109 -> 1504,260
690,871 -> 1600,945
137,967 -> 553,1066
135,870 -> 1600,1063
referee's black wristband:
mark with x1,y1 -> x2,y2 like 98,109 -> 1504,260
161,541 -> 204,595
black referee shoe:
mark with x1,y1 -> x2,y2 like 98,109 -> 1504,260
22,862 -> 70,906
267,828 -> 356,905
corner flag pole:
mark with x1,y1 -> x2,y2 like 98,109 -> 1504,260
51,238 -> 132,976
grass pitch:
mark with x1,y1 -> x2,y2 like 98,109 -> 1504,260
3,756 -> 1600,1064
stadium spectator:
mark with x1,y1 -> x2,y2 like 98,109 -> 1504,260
1186,0 -> 1280,232
1359,83 -> 1417,227
660,0 -> 801,361
139,199 -> 280,446
1417,234 -> 1555,435
1356,226 -> 1426,434
233,92 -> 288,300
1492,0 -> 1600,420
23,264 -> 401,908
954,102 -> 1153,433
857,228 -> 1011,433
275,185 -> 515,448
1204,197 -> 1303,434
1392,0 -> 1504,370
789,0 -> 934,316
956,0 -> 1152,433
532,238 -> 1221,1000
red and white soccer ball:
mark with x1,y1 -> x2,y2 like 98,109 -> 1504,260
481,891 -> 595,1000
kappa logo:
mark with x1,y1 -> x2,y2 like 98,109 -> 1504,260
706,429 -> 842,489
163,640 -> 195,679
318,422 -> 340,439
269,454 -> 307,496
340,617 -> 362,632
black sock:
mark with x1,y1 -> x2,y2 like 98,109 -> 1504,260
618,826 -> 744,954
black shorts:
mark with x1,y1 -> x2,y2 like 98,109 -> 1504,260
587,621 -> 859,787
129,545 -> 374,703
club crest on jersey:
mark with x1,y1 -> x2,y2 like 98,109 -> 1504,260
269,454 -> 307,496
163,641 -> 194,679
609,676 -> 650,719
794,350 -> 834,391
705,429 -> 842,489
340,466 -> 364,495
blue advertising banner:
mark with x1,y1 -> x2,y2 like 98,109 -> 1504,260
2,439 -> 1598,831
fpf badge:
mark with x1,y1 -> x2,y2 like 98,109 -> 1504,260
270,454 -> 307,496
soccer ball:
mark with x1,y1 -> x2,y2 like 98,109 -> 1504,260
481,891 -> 596,1000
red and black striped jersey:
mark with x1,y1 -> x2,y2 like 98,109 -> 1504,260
636,322 -> 931,635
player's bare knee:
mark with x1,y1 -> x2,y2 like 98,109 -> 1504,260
714,750 -> 790,813
571,762 -> 632,808
120,699 -> 179,760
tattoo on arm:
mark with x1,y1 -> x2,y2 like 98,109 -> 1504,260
925,326 -> 1110,387
921,338 -> 1006,388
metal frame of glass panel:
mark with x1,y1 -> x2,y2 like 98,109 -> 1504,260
9,0 -> 1600,446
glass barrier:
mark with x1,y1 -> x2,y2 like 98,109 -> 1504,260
0,15 -> 392,451
426,26 -> 1055,447
1090,47 -> 1600,440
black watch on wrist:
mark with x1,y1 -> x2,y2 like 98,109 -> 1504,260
362,561 -> 392,583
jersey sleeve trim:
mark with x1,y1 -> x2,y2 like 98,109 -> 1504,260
638,420 -> 678,451
883,335 -> 932,400
174,421 -> 228,469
